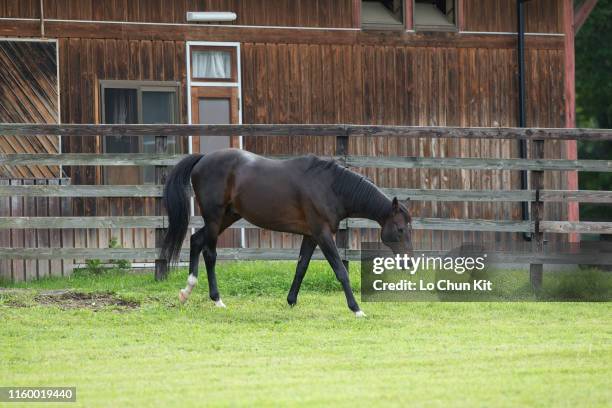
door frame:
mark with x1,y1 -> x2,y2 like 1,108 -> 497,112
186,41 -> 244,246
186,41 -> 243,151
190,86 -> 240,153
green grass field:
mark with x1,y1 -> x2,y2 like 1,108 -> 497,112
1,262 -> 611,407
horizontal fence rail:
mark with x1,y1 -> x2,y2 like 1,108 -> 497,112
2,185 -> 612,203
2,153 -> 612,172
2,216 -> 611,234
2,248 -> 612,265
0,217 -> 535,233
2,123 -> 612,141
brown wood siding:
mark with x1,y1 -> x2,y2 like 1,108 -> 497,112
0,178 -> 73,282
0,40 -> 59,179
0,0 -> 355,28
59,38 -> 187,254
238,43 -> 566,249
54,38 -> 567,251
462,0 -> 564,33
0,0 -> 40,18
1,0 -> 564,33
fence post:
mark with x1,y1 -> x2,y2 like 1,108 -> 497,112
155,135 -> 169,281
336,128 -> 350,270
530,138 -> 544,290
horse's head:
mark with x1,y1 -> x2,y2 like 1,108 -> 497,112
380,197 -> 413,257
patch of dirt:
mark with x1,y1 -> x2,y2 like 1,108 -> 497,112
15,290 -> 140,310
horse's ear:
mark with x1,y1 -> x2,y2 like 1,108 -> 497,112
392,197 -> 400,214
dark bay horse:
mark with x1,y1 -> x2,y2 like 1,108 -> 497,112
160,148 -> 413,317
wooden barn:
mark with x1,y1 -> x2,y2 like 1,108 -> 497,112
0,0 -> 594,279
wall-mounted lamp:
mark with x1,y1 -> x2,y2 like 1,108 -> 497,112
186,12 -> 237,22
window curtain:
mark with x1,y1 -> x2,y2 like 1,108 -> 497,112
103,88 -> 139,184
192,51 -> 231,79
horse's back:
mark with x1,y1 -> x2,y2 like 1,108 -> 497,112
193,149 -> 336,234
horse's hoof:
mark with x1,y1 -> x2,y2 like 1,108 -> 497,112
355,310 -> 367,318
214,299 -> 226,308
179,289 -> 189,304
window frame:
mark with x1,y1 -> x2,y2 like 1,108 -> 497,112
413,0 -> 458,32
99,80 -> 181,184
361,0 -> 406,31
100,80 -> 180,125
190,45 -> 238,83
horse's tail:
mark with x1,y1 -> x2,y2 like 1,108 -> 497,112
160,154 -> 204,266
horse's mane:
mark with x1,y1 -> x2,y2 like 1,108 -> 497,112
305,156 -> 391,221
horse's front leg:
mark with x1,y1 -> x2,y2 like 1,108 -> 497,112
287,235 -> 317,306
315,230 -> 365,317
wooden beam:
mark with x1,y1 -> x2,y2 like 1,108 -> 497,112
1,153 -> 611,172
530,139 -> 545,290
0,184 -> 164,197
2,153 -> 611,172
565,0 -> 580,243
0,216 -> 535,233
0,19 -> 565,49
0,247 -> 324,261
346,156 -> 612,172
405,0 -> 413,31
2,247 -> 612,264
2,185 -> 611,203
541,221 -> 612,234
2,124 -> 612,141
574,0 -> 598,33
352,0 -> 362,28
456,0 -> 465,31
0,153 -> 185,166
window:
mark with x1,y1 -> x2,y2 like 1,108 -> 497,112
190,46 -> 238,82
100,81 -> 179,185
361,1 -> 404,30
414,0 -> 456,31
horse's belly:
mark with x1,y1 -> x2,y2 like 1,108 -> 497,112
232,178 -> 310,235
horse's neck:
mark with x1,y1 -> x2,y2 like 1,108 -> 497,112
339,176 -> 390,225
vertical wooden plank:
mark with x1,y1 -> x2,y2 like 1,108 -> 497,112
23,179 -> 37,280
405,0 -> 413,30
9,180 -> 24,281
59,178 -> 74,276
47,178 -> 62,277
35,179 -> 50,278
456,0 -> 464,31
336,131 -> 350,268
0,179 -> 10,281
530,139 -> 545,290
352,0 -> 361,28
563,0 -> 579,242
155,135 -> 169,280
458,47 -> 472,247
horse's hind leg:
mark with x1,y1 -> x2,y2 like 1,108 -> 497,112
179,208 -> 240,305
179,227 -> 207,303
287,236 -> 316,306
202,209 -> 241,308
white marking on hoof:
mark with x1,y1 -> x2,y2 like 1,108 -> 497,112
355,310 -> 367,318
214,299 -> 226,308
179,274 -> 197,304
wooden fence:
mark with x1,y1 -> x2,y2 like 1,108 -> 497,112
1,124 -> 612,287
